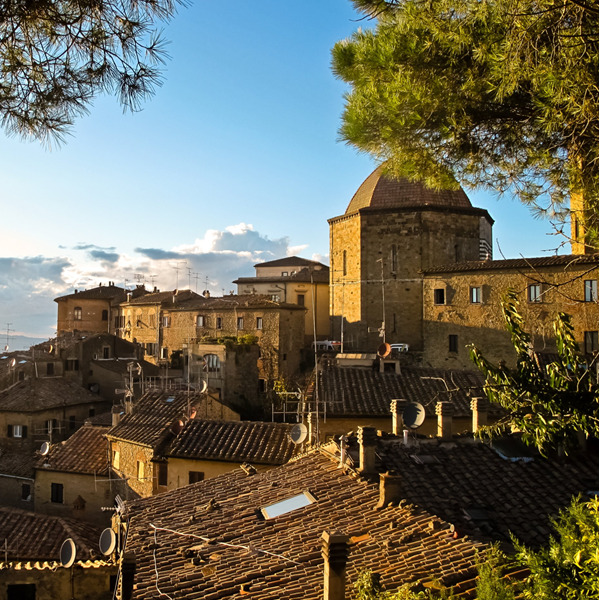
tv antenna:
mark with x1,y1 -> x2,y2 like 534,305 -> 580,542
4,323 -> 12,352
173,261 -> 187,289
193,272 -> 200,293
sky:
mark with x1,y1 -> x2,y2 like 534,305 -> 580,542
0,0 -> 569,342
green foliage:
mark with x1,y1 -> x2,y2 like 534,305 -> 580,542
469,290 -> 599,455
515,496 -> 599,600
332,0 -> 599,246
475,546 -> 516,600
0,0 -> 182,144
352,570 -> 454,600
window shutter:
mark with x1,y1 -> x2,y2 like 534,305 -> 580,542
22,426 -> 28,438
7,425 -> 12,437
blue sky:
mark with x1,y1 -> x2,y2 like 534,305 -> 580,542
0,0 -> 568,340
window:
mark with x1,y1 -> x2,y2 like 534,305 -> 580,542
161,315 -> 171,327
69,416 -> 76,430
261,491 -> 316,519
449,334 -> 459,353
204,354 -> 221,372
46,419 -> 57,435
584,280 -> 598,302
297,294 -> 305,306
8,424 -> 27,438
434,288 -> 445,305
88,408 -> 95,417
342,250 -> 347,276
158,463 -> 168,487
112,450 -> 120,469
216,316 -> 223,329
137,460 -> 145,481
527,284 -> 541,303
256,317 -> 263,330
65,359 -> 79,371
161,347 -> 169,360
149,312 -> 156,327
102,309 -> 108,321
74,306 -> 82,320
7,584 -> 36,600
584,331 -> 598,354
281,271 -> 288,276
196,315 -> 205,327
470,286 -> 482,304
390,244 -> 397,273
136,311 -> 143,326
237,316 -> 244,329
51,483 -> 64,503
189,471 -> 204,484
102,346 -> 110,359
21,483 -> 31,501
46,362 -> 54,376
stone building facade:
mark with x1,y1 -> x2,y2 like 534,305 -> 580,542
329,165 -> 493,353
421,254 -> 599,369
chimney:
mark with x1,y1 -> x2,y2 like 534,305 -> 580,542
435,401 -> 454,440
121,552 -> 137,600
124,398 -> 133,415
111,406 -> 121,427
470,397 -> 488,433
321,531 -> 350,600
390,399 -> 407,435
357,426 -> 377,475
376,472 -> 402,509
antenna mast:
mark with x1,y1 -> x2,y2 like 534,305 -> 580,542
4,323 -> 12,351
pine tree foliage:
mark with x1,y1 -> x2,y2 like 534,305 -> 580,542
0,0 -> 183,144
469,290 -> 599,455
332,0 -> 599,247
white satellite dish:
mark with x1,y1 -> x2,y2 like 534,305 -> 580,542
198,379 -> 207,394
60,538 -> 76,568
99,528 -> 117,556
403,402 -> 426,429
40,441 -> 50,456
290,423 -> 308,444
9,358 -> 16,368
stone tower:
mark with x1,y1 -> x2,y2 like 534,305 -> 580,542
328,165 -> 493,352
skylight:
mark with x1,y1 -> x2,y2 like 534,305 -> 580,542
261,491 -> 316,519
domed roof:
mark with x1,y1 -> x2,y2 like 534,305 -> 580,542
346,165 -> 472,215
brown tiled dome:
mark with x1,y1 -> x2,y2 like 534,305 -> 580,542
346,165 -> 472,214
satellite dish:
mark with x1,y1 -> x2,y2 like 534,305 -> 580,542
377,343 -> 391,358
290,423 -> 308,444
60,538 -> 76,568
48,344 -> 54,354
170,419 -> 184,435
189,406 -> 197,419
9,358 -> 16,368
198,379 -> 207,394
403,402 -> 426,429
99,528 -> 117,556
40,441 -> 50,456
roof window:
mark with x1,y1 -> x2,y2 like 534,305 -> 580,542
261,491 -> 315,519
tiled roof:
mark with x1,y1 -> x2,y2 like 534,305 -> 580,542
54,284 -> 126,302
35,425 -> 110,476
90,358 -> 159,377
107,390 -> 207,447
317,364 -> 500,419
344,165 -> 474,215
422,254 -> 598,274
0,506 -> 102,562
254,256 -> 327,269
352,436 -> 599,548
167,420 -> 298,465
0,378 -> 104,412
170,293 -> 306,311
0,447 -> 36,478
85,411 -> 114,427
124,289 -> 201,306
234,266 -> 330,285
120,449 -> 489,599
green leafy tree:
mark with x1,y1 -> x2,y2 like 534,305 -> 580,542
332,0 -> 599,248
0,0 -> 182,144
469,291 -> 598,455
515,496 -> 599,600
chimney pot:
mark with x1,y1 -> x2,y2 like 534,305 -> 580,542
111,406 -> 121,426
376,472 -> 402,509
321,531 -> 350,600
357,426 -> 377,475
390,399 -> 407,435
435,401 -> 454,440
470,396 -> 489,433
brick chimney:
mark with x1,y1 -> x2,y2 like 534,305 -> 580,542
111,406 -> 121,427
470,397 -> 488,433
435,401 -> 454,440
376,472 -> 402,509
321,531 -> 350,600
390,399 -> 407,435
357,426 -> 377,475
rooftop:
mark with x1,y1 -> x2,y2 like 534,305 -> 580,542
54,282 -> 127,303
0,378 -> 105,412
35,425 -> 111,476
166,419 -> 299,465
234,266 -> 330,285
253,256 -> 328,269
317,363 -> 499,419
0,447 -> 36,478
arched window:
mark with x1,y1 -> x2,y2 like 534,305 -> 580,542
74,306 -> 82,320
101,309 -> 108,321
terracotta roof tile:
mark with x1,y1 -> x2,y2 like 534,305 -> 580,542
0,378 -> 104,412
0,447 -> 36,478
167,420 -> 299,465
35,425 -> 110,475
0,506 -> 102,561
54,284 -> 126,302
253,257 -> 327,269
